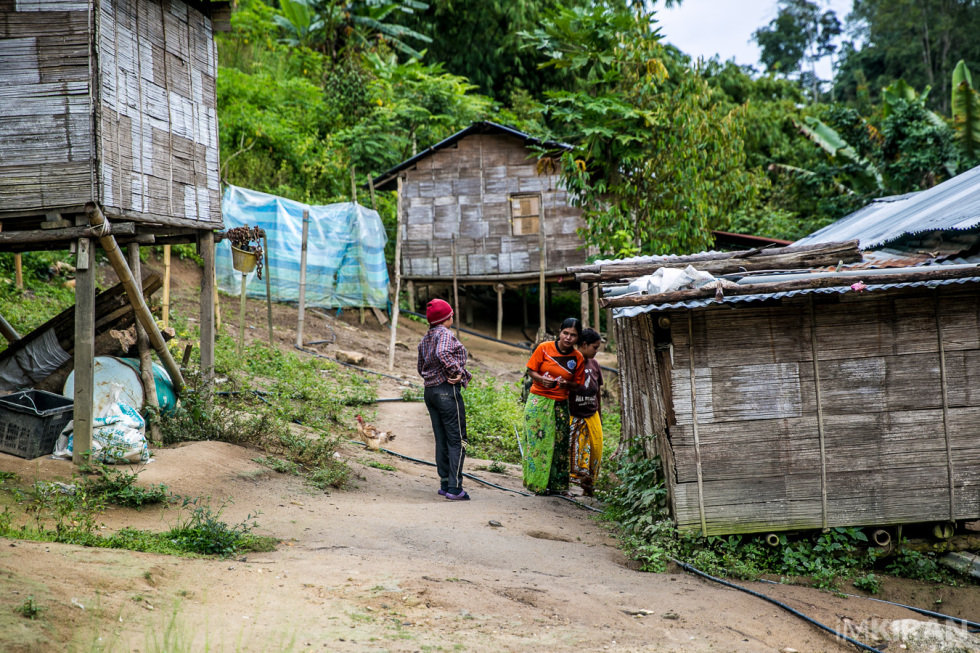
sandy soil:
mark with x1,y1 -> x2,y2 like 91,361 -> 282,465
0,256 -> 977,652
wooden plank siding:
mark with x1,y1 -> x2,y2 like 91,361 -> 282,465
622,286 -> 980,536
398,133 -> 588,279
0,0 -> 221,227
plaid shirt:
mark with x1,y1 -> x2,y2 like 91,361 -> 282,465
417,325 -> 471,388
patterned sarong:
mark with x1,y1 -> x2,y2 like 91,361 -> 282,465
570,413 -> 603,487
522,393 -> 571,494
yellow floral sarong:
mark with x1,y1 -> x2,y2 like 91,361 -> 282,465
570,413 -> 602,487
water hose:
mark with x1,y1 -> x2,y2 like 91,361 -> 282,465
672,559 -> 885,653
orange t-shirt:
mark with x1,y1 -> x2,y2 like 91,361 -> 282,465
526,340 -> 586,401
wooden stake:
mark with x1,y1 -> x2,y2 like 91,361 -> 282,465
14,253 -> 22,289
127,243 -> 162,444
213,267 -> 221,331
296,209 -> 310,348
387,176 -> 404,371
85,204 -> 184,395
264,234 -> 273,347
238,270 -> 247,354
72,233 -> 95,465
162,244 -> 171,328
406,280 -> 415,314
200,231 -> 215,393
592,285 -> 600,335
452,235 -> 460,339
580,282 -> 589,327
495,283 -> 504,341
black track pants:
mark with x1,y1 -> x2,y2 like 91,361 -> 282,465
423,382 -> 467,495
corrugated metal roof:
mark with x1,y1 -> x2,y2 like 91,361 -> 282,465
613,275 -> 980,318
794,164 -> 980,249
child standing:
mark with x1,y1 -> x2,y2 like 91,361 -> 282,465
417,299 -> 472,501
568,328 -> 603,497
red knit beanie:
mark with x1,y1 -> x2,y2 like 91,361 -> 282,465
426,299 -> 453,325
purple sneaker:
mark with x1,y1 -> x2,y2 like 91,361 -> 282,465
445,490 -> 470,501
438,489 -> 448,497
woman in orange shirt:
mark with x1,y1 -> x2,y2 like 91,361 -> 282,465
522,318 -> 585,495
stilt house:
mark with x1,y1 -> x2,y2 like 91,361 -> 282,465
575,164 -> 980,535
0,0 -> 227,459
372,122 -> 596,333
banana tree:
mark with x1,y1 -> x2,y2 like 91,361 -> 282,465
274,0 -> 324,48
794,116 -> 885,193
952,59 -> 980,161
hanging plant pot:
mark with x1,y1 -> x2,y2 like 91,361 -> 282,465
231,246 -> 258,274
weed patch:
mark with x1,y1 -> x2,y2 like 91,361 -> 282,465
463,377 -> 523,463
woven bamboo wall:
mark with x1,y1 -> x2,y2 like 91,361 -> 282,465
0,1 -> 94,209
0,0 -> 221,226
657,287 -> 980,535
399,133 -> 587,278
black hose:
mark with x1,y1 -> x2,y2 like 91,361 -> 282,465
756,579 -> 980,631
671,559 -> 884,653
294,345 -> 422,388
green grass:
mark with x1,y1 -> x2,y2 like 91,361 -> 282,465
462,377 -> 524,463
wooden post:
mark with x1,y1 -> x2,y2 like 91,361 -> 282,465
263,233 -> 273,347
296,208 -> 310,348
495,283 -> 504,341
387,176 -> 404,371
580,282 -> 589,328
592,285 -> 600,335
607,308 -> 614,347
213,267 -> 221,332
538,234 -> 546,339
451,235 -> 460,339
162,244 -> 171,328
85,204 -> 184,395
13,253 -> 22,289
72,231 -> 95,465
127,244 -> 162,444
238,269 -> 247,354
200,231 -> 216,393
406,280 -> 415,314
351,167 -> 365,326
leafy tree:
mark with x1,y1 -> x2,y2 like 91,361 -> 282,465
952,59 -> 980,165
836,0 -> 980,115
527,4 -> 763,256
753,0 -> 841,102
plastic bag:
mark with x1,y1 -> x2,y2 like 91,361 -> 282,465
52,384 -> 149,463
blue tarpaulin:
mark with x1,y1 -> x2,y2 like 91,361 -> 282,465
218,185 -> 389,309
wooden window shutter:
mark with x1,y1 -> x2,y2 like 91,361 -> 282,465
510,193 -> 541,236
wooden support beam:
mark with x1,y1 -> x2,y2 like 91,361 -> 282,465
85,203 -> 184,395
127,244 -> 162,444
0,312 -> 20,342
162,245 -> 171,328
72,234 -> 95,465
0,223 -> 137,246
406,280 -> 415,314
495,283 -> 504,341
296,209 -> 310,347
592,285 -> 600,335
580,282 -> 589,328
199,231 -> 216,394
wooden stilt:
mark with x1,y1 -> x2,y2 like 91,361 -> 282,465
296,209 -> 310,347
263,234 -> 273,346
406,280 -> 415,314
72,233 -> 95,465
580,281 -> 589,328
127,244 -> 162,444
213,267 -> 221,332
14,253 -> 22,289
85,204 -> 184,395
452,235 -> 460,339
592,285 -> 600,335
162,244 -> 171,328
495,283 -> 504,341
200,231 -> 216,394
387,176 -> 404,371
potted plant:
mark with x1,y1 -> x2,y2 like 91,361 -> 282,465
227,225 -> 265,279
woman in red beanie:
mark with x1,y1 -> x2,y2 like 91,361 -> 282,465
417,299 -> 472,500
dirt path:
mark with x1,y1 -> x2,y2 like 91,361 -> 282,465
1,257 -> 978,651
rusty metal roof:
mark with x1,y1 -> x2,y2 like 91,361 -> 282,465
794,164 -> 980,249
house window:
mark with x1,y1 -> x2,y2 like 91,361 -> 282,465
510,193 -> 541,236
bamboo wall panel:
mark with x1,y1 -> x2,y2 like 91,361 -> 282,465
660,287 -> 980,535
0,0 -> 221,225
398,133 -> 588,278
